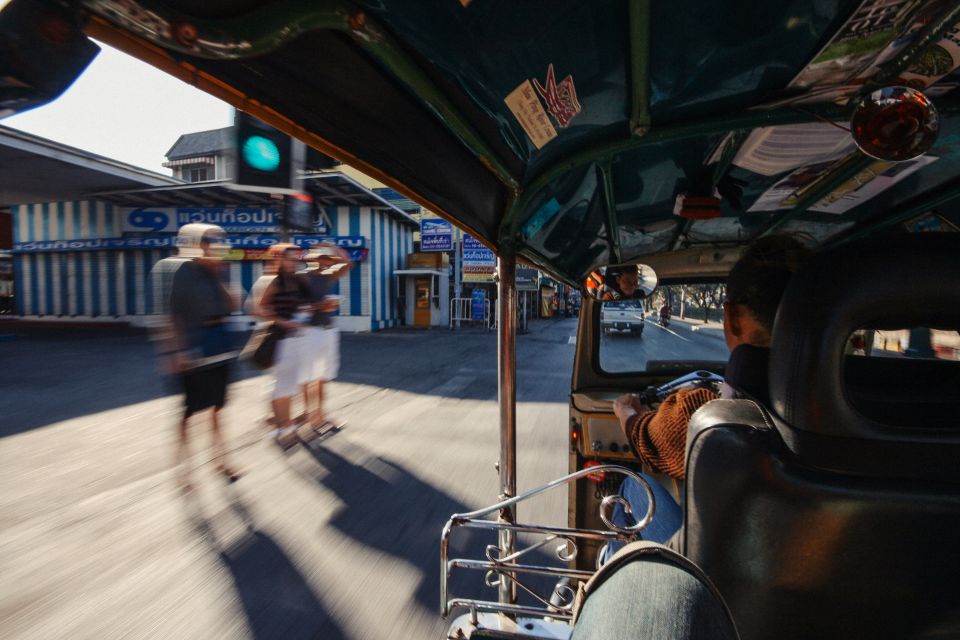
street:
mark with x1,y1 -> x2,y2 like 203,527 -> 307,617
0,316 -> 726,640
600,316 -> 729,372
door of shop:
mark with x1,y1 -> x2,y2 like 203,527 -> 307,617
414,276 -> 431,326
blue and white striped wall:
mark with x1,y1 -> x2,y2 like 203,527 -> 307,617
12,201 -> 142,320
12,201 -> 414,331
322,205 -> 415,332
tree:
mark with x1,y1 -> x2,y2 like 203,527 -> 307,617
686,283 -> 725,322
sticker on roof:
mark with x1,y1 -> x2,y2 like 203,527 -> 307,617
534,64 -> 582,128
505,64 -> 582,149
505,80 -> 558,149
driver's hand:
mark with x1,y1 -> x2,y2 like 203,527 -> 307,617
628,395 -> 649,413
614,393 -> 653,428
613,394 -> 639,426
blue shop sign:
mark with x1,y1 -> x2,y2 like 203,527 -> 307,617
13,235 -> 366,253
462,234 -> 485,251
420,218 -> 453,252
120,206 -> 330,234
471,288 -> 486,321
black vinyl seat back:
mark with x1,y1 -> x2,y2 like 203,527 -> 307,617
680,236 -> 960,640
769,234 -> 960,480
722,344 -> 770,406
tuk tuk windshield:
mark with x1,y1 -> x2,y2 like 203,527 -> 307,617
600,282 -> 730,373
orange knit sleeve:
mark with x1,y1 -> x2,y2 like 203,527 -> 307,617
625,387 -> 719,480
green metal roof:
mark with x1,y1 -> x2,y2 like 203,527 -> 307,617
27,0 -> 960,282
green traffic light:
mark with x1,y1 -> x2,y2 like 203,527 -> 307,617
242,135 -> 281,171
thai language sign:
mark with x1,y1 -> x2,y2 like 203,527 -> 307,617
119,206 -> 330,234
13,235 -> 366,260
462,233 -> 495,283
420,218 -> 453,251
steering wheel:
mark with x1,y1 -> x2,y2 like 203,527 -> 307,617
640,370 -> 724,404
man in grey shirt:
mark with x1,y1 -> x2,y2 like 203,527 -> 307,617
152,223 -> 240,489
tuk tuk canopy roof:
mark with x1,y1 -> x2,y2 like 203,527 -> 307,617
73,0 -> 960,283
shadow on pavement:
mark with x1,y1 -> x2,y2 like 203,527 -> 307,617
0,334 -> 263,437
183,491 -> 346,640
1,317 -> 576,437
301,443 -> 558,616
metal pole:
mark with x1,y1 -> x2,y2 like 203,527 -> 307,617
454,229 -> 462,329
280,199 -> 291,243
497,253 -> 517,607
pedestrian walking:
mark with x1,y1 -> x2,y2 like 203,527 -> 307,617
298,243 -> 353,434
151,223 -> 240,490
256,243 -> 312,448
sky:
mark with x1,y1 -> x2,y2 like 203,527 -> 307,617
4,40 -> 234,175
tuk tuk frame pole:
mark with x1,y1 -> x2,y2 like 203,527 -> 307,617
629,0 -> 652,136
497,253 -> 518,607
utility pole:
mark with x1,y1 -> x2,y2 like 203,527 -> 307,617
454,227 -> 462,329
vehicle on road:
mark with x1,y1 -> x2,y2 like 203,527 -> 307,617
6,1 -> 960,639
600,299 -> 644,337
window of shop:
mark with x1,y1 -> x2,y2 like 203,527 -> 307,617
186,167 -> 209,182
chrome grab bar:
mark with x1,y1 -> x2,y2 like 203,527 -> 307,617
440,465 -> 655,620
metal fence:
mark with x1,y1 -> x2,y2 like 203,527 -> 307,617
449,297 -> 492,329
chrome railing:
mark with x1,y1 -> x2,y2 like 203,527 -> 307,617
440,465 -> 655,622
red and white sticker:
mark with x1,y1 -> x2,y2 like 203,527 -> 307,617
534,63 -> 581,128
505,64 -> 582,149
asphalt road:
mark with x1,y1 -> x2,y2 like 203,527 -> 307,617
0,316 -> 728,640
600,317 -> 729,372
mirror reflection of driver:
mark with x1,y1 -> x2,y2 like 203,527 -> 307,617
601,265 -> 646,301
605,236 -> 811,550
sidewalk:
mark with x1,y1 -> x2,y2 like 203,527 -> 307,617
670,316 -> 725,341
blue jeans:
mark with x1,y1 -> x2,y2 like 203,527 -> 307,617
571,555 -> 737,640
601,474 -> 682,563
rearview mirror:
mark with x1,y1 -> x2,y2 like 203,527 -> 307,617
583,263 -> 658,301
0,0 -> 99,119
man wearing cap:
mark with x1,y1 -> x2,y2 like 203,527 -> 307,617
152,223 -> 240,488
602,235 -> 811,552
601,264 -> 646,301
298,243 -> 353,434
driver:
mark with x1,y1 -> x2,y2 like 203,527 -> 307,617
607,235 -> 811,546
601,264 -> 646,300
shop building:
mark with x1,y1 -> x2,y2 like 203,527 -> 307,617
3,125 -> 416,332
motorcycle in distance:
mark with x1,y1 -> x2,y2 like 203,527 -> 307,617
658,305 -> 671,328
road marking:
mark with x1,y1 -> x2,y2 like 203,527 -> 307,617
648,323 -> 690,342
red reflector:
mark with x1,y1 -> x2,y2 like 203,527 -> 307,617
583,460 -> 605,483
673,193 -> 721,220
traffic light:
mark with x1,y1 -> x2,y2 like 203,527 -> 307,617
233,111 -> 292,192
282,192 -> 316,232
